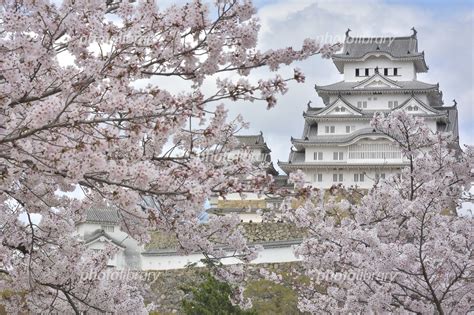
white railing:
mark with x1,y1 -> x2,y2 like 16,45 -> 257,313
348,143 -> 402,160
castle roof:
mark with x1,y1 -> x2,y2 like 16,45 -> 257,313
235,132 -> 271,153
84,229 -> 126,249
433,104 -> 459,139
234,133 -> 278,175
85,208 -> 121,224
332,29 -> 428,73
291,128 -> 392,149
303,110 -> 448,122
278,159 -> 406,172
315,78 -> 442,106
315,79 -> 438,93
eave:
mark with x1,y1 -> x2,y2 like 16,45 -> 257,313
303,113 -> 448,122
278,161 -> 406,172
331,52 -> 429,74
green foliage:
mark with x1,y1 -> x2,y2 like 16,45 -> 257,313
244,279 -> 300,315
181,273 -> 256,315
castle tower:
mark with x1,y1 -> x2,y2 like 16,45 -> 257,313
278,29 -> 459,188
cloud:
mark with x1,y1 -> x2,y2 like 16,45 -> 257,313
222,0 -> 473,172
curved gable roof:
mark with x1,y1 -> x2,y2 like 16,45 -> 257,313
331,31 -> 428,73
311,96 -> 363,116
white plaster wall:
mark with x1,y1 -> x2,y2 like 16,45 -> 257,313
316,121 -> 368,136
328,94 -> 430,111
343,57 -> 416,81
305,139 -> 405,163
141,246 -> 300,271
305,146 -> 349,163
304,168 -> 400,189
77,222 -> 143,269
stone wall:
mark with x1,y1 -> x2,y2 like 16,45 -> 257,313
216,199 -> 267,209
146,222 -> 306,251
242,222 -> 307,243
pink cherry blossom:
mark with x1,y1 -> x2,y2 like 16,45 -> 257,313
283,112 -> 473,314
0,0 -> 339,312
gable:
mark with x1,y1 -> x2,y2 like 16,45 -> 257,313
318,98 -> 362,116
398,97 -> 441,115
353,73 -> 401,90
86,236 -> 126,249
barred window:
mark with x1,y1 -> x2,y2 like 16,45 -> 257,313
101,225 -> 115,233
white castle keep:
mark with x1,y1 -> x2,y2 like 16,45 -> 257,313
278,29 -> 459,189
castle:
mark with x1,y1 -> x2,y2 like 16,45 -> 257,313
278,29 -> 458,188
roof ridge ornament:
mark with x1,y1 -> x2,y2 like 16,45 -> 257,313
453,99 -> 457,107
411,27 -> 417,38
345,28 -> 351,38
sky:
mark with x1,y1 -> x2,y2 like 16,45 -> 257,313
53,0 -> 473,172
210,0 -> 474,172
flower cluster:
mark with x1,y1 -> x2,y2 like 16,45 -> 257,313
282,112 -> 473,314
0,0 -> 339,312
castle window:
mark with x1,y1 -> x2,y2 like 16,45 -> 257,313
394,101 -> 398,107
333,152 -> 344,160
335,107 -> 340,112
345,126 -> 355,133
355,68 -> 360,77
101,225 -> 114,233
315,173 -> 323,182
354,173 -> 365,182
325,126 -> 335,133
314,152 -> 323,160
362,101 -> 367,108
393,68 -> 399,76
357,101 -> 362,108
384,68 -> 389,76
388,101 -> 393,108
413,106 -> 419,111
365,68 -> 369,76
340,107 -> 346,112
333,173 -> 344,182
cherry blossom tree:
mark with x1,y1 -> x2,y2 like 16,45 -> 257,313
283,111 -> 473,314
0,0 -> 340,313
